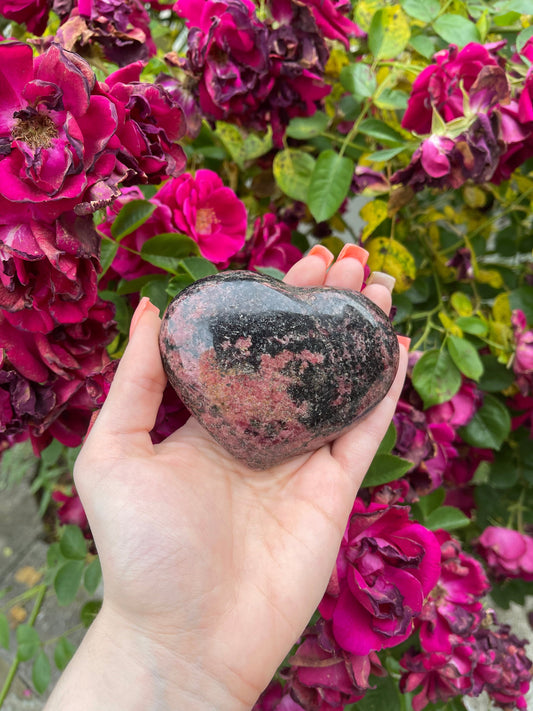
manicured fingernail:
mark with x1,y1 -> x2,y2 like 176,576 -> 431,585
129,296 -> 160,338
308,245 -> 334,269
337,243 -> 369,266
366,271 -> 396,292
397,335 -> 411,350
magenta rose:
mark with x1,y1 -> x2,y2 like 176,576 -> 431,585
101,62 -> 186,184
252,682 -> 305,711
286,619 -> 384,710
156,169 -> 247,264
319,499 -> 441,655
402,42 -> 504,135
299,0 -> 363,49
52,487 -> 89,531
0,0 -> 50,35
511,309 -> 533,394
400,642 -> 475,711
416,530 -> 489,654
235,213 -> 302,273
0,41 -> 119,222
475,526 -> 533,582
0,212 -> 100,333
472,620 -> 532,710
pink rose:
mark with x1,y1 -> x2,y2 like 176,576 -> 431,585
319,499 -> 441,655
476,526 -> 533,582
157,170 -> 247,264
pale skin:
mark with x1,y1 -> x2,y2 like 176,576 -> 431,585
44,251 -> 408,711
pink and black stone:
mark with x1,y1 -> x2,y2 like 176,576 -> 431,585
159,271 -> 399,469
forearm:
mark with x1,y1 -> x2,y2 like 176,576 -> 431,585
44,605 -> 248,711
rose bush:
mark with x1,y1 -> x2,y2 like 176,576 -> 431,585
0,1 -> 532,709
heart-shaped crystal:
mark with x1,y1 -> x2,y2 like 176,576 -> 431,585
159,271 -> 399,469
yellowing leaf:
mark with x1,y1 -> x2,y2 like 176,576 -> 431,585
355,0 -> 383,31
451,291 -> 473,317
489,321 -> 513,363
492,292 -> 511,323
369,6 -> 411,60
360,200 -> 389,241
463,185 -> 488,208
439,312 -> 463,337
325,48 -> 349,77
477,268 -> 504,289
367,237 -> 416,292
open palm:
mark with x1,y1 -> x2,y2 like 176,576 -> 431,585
74,252 -> 407,709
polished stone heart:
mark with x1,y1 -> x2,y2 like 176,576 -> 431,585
159,271 -> 399,469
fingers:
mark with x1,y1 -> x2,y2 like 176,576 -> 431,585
86,298 -> 167,446
331,341 -> 408,484
284,247 -> 331,286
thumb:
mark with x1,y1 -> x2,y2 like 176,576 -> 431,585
87,297 -> 167,445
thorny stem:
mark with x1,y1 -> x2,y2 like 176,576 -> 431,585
0,584 -> 47,707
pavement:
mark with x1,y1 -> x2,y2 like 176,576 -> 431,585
0,460 -> 90,710
1,457 -> 532,711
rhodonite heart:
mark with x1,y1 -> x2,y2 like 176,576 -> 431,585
159,271 -> 399,469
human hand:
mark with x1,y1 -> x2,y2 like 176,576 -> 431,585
45,249 -> 408,711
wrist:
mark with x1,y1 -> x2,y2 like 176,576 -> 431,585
45,603 -> 252,711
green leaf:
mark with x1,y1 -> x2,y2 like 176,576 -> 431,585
84,557 -> 102,595
178,257 -> 218,281
424,506 -> 471,531
32,650 -> 51,694
308,151 -> 354,223
110,200 -> 156,242
410,34 -> 437,58
509,286 -> 533,323
366,146 -> 406,162
488,446 -> 520,489
285,112 -> 329,140
417,488 -> 446,519
400,0 -> 440,22
340,63 -> 376,100
455,316 -> 489,337
358,119 -> 404,145
54,637 -> 76,671
16,625 -> 40,661
412,349 -> 462,408
59,525 -> 87,561
98,290 -> 130,335
254,267 -> 285,281
117,273 -> 168,296
98,236 -> 119,280
40,439 -> 63,468
433,14 -> 481,47
214,121 -> 272,168
273,149 -> 315,203
0,613 -> 9,649
459,393 -> 511,450
373,89 -> 408,111
447,335 -> 484,381
368,6 -> 411,60
517,26 -> 533,55
81,600 -> 102,628
140,277 -> 170,315
363,453 -> 413,487
166,273 -> 195,299
140,233 -> 200,272
378,422 -> 397,454
478,355 -> 515,392
54,560 -> 85,606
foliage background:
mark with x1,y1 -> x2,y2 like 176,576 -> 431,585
0,0 -> 532,709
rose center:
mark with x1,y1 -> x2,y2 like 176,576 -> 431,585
195,207 -> 219,234
11,111 -> 58,150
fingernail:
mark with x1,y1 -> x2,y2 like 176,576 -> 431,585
366,271 -> 396,292
337,243 -> 369,266
308,245 -> 334,269
397,335 -> 411,350
129,296 -> 160,338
